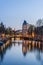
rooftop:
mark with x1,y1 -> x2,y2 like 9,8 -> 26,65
23,20 -> 28,25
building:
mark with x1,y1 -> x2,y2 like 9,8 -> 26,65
22,20 -> 30,37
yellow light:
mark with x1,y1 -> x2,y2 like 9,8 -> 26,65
32,32 -> 34,38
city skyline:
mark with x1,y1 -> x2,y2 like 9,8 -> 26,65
0,0 -> 43,30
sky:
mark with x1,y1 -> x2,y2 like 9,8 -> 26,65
0,0 -> 43,30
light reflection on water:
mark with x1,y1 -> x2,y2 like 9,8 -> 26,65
0,40 -> 43,65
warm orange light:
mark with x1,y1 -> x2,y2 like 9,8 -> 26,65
1,33 -> 6,38
32,32 -> 34,38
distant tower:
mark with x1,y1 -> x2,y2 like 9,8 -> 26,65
22,20 -> 29,37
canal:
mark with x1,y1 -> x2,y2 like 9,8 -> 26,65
0,40 -> 43,65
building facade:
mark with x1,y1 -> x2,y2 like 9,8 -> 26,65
22,20 -> 30,37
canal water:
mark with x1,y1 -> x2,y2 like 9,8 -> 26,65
0,40 -> 43,65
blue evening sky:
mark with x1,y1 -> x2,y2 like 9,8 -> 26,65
0,0 -> 43,30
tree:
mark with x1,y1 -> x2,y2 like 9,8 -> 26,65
36,19 -> 43,27
36,19 -> 43,35
5,27 -> 12,34
28,25 -> 34,35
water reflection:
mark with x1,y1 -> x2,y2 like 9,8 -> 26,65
22,40 -> 43,65
0,40 -> 43,65
0,40 -> 12,63
22,40 -> 43,55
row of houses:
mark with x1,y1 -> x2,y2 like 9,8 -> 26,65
15,20 -> 35,38
22,20 -> 43,39
22,20 -> 35,37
